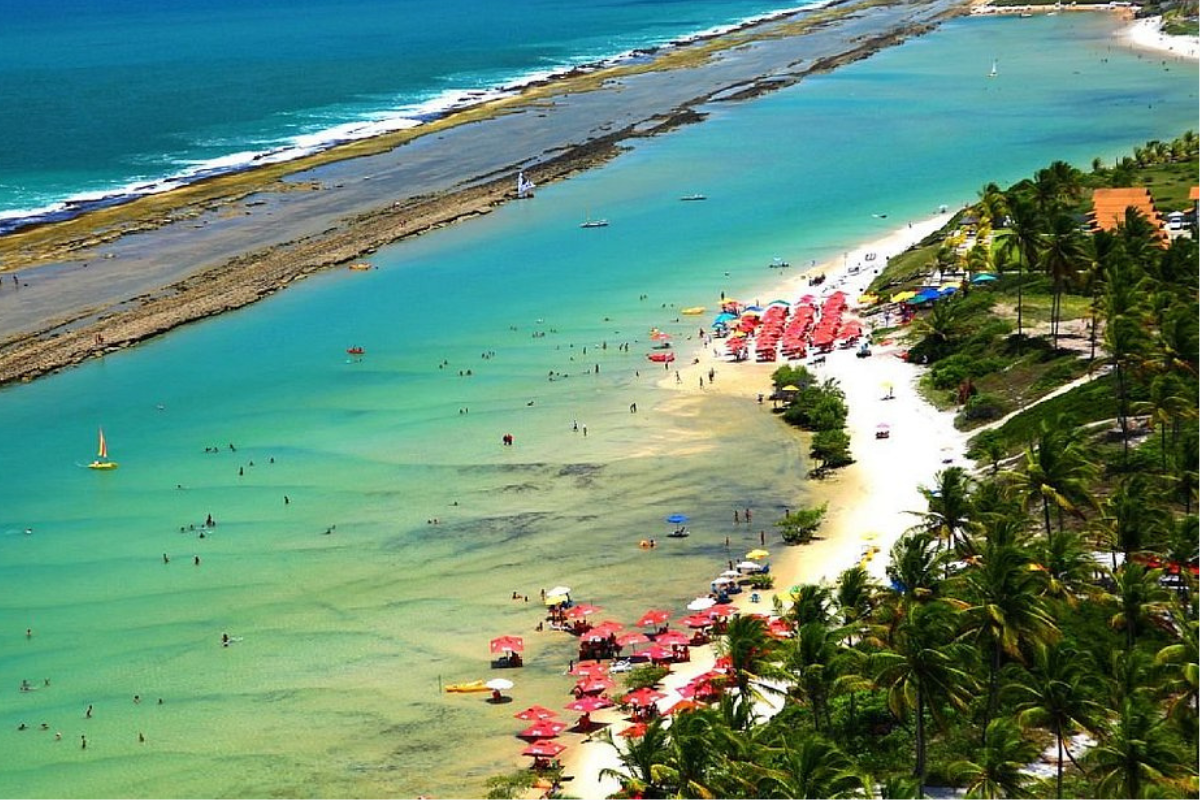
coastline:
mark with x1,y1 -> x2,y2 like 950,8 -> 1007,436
0,0 -> 969,389
549,211 -> 968,798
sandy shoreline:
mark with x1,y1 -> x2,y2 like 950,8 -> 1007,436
0,0 -> 969,389
543,210 -> 968,797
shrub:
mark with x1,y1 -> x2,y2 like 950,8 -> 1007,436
778,504 -> 828,544
812,428 -> 853,469
956,392 -> 1007,424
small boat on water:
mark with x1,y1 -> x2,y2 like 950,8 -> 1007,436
346,347 -> 365,356
647,351 -> 676,363
88,427 -> 118,470
679,194 -> 706,201
348,262 -> 374,271
580,216 -> 609,228
768,257 -> 790,269
680,307 -> 706,315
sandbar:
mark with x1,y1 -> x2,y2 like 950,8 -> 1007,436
0,0 -> 969,388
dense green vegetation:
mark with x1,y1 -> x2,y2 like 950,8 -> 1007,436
770,364 -> 854,473
585,138 -> 1198,799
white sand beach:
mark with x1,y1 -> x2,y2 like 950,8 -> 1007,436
545,210 -> 969,798
1122,15 -> 1200,60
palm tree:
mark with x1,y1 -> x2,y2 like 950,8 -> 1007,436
717,614 -> 785,715
1038,211 -> 1090,351
1095,473 -> 1168,563
598,719 -> 672,797
1032,527 -> 1097,608
1108,562 -> 1171,651
1154,603 -> 1198,732
1005,418 -> 1097,539
1085,693 -> 1192,799
955,542 -> 1059,738
761,734 -> 873,799
869,600 -> 977,796
788,583 -> 832,628
948,718 -> 1041,798
997,193 -> 1043,345
885,531 -> 947,604
650,708 -> 724,799
834,566 -> 876,643
911,466 -> 975,554
1005,641 -> 1106,798
783,621 -> 840,733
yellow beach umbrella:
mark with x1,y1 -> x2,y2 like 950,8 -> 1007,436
856,293 -> 879,306
746,549 -> 770,560
890,290 -> 917,303
781,384 -> 800,391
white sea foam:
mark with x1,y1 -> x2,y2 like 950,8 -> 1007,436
0,2 -> 828,235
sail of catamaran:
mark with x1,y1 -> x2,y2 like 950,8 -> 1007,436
517,171 -> 535,199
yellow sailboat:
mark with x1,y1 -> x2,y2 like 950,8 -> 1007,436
88,427 -> 118,470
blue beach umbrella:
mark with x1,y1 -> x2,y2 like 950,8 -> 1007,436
665,514 -> 689,524
713,312 -> 737,325
971,273 -> 999,284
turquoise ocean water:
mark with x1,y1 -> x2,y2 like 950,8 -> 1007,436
1,11 -> 1197,798
0,0 -> 808,232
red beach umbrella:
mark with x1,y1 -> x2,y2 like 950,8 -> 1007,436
514,705 -> 559,721
680,614 -> 714,629
574,676 -> 615,695
521,739 -> 567,758
618,722 -> 648,738
653,630 -> 691,647
665,699 -> 702,716
615,632 -> 650,648
569,660 -> 609,677
622,687 -> 666,707
635,609 -> 672,628
564,603 -> 602,619
489,635 -> 525,654
565,695 -> 613,713
706,603 -> 739,619
518,719 -> 568,739
635,644 -> 674,662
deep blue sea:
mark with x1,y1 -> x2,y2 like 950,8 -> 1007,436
0,0 -> 807,231
0,5 -> 1196,798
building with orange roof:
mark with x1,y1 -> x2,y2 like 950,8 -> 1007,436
1088,186 -> 1168,245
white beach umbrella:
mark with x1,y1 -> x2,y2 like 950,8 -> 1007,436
485,678 -> 515,691
687,597 -> 716,611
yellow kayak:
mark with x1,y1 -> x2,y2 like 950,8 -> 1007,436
681,307 -> 706,315
444,680 -> 488,693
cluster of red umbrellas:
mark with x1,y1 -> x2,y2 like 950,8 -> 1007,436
810,292 -> 850,353
780,298 -> 817,359
752,303 -> 789,362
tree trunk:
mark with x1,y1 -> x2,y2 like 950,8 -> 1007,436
1055,724 -> 1065,799
984,638 -> 1001,744
915,685 -> 927,797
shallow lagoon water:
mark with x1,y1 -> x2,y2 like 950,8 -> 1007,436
0,12 -> 1196,798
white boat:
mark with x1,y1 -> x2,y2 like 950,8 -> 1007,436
516,171 -> 535,199
88,427 -> 118,470
768,257 -> 790,269
580,213 -> 609,228
989,59 -> 998,78
679,194 -> 707,201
